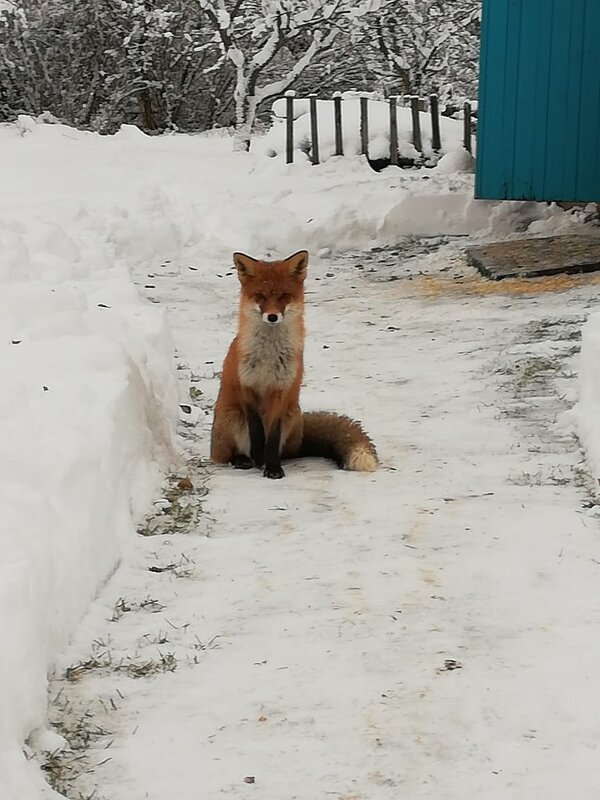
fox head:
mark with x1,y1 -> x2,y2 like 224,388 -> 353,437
233,250 -> 308,326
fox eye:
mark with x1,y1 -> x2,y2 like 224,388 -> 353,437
255,293 -> 266,302
279,293 -> 291,302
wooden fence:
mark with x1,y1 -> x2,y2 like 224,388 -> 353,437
283,91 -> 474,166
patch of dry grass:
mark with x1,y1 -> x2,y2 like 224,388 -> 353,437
402,271 -> 600,298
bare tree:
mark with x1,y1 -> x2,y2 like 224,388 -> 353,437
0,0 -> 230,131
0,0 -> 479,133
197,0 -> 379,149
367,0 -> 480,102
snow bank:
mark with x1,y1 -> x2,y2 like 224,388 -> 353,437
0,183 -> 178,795
435,147 -> 475,174
263,92 -> 467,163
578,313 -> 600,489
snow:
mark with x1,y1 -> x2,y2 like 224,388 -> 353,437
216,9 -> 231,28
0,114 -> 599,799
265,92 -> 468,163
0,119 -> 180,798
435,147 -> 475,173
49,245 -> 600,800
578,313 -> 600,485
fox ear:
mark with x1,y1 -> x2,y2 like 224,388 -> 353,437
233,252 -> 257,282
285,250 -> 308,281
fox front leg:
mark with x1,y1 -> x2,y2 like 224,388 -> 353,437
263,417 -> 284,479
245,405 -> 265,468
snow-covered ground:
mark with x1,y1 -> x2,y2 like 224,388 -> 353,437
579,314 -> 600,487
1,116 -> 600,800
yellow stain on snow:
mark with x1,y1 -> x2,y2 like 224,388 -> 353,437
403,271 -> 600,299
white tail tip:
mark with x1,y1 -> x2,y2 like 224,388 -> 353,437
346,447 -> 377,473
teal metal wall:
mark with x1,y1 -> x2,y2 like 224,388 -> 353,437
476,0 -> 600,202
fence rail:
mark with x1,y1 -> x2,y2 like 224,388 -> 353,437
283,93 -> 474,166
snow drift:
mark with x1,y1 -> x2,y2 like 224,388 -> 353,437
0,207 -> 178,797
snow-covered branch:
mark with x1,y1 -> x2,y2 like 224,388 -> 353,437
0,0 -> 479,134
195,0 -> 361,149
253,27 -> 337,103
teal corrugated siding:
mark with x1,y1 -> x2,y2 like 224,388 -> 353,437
476,0 -> 600,202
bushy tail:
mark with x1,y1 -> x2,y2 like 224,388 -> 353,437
299,411 -> 377,472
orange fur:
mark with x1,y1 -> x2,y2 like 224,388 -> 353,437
211,250 -> 377,478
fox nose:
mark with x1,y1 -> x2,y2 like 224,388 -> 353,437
266,313 -> 280,324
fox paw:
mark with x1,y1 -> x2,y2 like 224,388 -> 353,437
231,454 -> 254,470
263,465 -> 285,479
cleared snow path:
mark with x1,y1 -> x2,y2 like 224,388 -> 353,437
44,249 -> 600,800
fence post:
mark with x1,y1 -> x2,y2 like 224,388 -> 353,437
285,90 -> 295,164
389,96 -> 399,166
410,95 -> 422,153
463,101 -> 472,153
360,96 -> 369,157
333,91 -> 343,156
430,94 -> 441,152
309,93 -> 320,165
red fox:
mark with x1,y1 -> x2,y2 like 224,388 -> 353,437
210,250 -> 377,479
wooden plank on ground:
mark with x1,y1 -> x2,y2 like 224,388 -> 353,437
467,235 -> 600,280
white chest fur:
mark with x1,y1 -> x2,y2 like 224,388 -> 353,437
237,312 -> 301,391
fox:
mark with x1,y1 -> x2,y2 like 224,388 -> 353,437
210,250 -> 377,479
